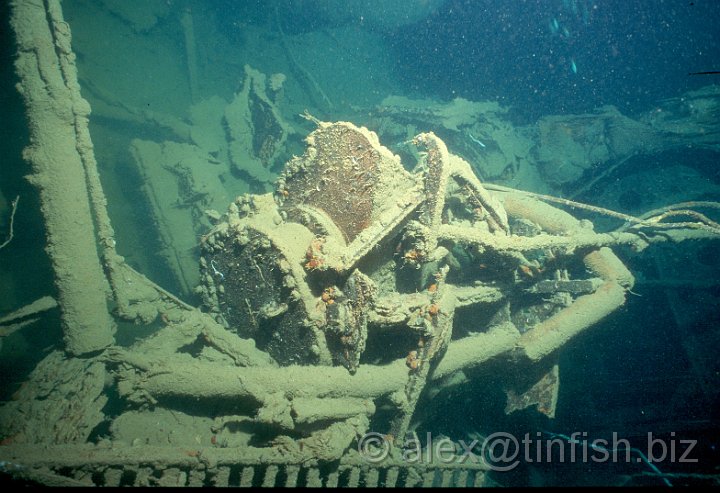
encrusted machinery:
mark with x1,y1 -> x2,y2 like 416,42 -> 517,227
196,120 -> 643,443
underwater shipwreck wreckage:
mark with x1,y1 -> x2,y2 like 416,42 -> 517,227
2,1 -> 720,488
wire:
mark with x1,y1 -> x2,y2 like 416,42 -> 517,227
0,196 -> 19,251
542,430 -> 672,487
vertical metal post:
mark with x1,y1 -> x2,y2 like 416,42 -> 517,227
11,0 -> 115,354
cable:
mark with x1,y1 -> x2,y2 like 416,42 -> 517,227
542,430 -> 672,487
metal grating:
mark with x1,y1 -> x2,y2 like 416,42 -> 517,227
0,445 -> 488,487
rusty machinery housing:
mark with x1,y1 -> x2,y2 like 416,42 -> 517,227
197,121 -> 638,441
